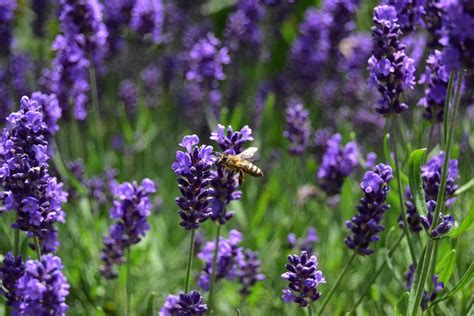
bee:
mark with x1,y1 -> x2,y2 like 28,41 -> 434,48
215,147 -> 263,185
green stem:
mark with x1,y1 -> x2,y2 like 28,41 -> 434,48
349,233 -> 404,314
88,56 -> 105,161
424,123 -> 435,162
442,72 -> 456,149
184,229 -> 196,293
13,221 -> 19,256
308,303 -> 314,316
317,253 -> 356,316
127,247 -> 132,316
409,71 -> 464,316
34,237 -> 42,259
391,118 -> 417,266
208,225 -> 222,313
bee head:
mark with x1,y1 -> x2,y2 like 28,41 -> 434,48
214,152 -> 227,165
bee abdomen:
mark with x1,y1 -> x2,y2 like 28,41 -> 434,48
247,163 -> 263,177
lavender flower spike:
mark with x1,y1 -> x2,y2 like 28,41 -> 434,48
345,163 -> 393,255
16,254 -> 70,315
368,5 -> 416,115
281,250 -> 326,307
172,135 -> 215,230
130,0 -> 164,43
0,0 -> 16,57
0,252 -> 25,308
100,179 -> 156,279
159,290 -> 208,316
317,133 -> 358,196
283,100 -> 311,155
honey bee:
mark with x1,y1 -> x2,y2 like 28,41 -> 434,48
215,147 -> 263,185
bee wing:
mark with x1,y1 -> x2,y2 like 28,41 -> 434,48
237,147 -> 259,161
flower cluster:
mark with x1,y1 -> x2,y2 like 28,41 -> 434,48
15,254 -> 70,315
317,133 -> 358,196
224,0 -> 265,52
140,64 -> 161,107
209,125 -> 254,224
288,227 -> 318,255
103,0 -> 135,53
0,0 -> 16,57
197,230 -> 264,294
284,101 -> 311,155
421,0 -> 445,48
368,5 -> 416,115
405,264 -> 445,311
49,0 -> 108,120
130,0 -> 164,44
118,79 -> 138,115
0,252 -> 25,307
100,179 -> 156,279
172,135 -> 215,230
441,0 -> 474,72
418,50 -> 449,122
0,96 -> 67,253
159,291 -> 208,316
185,33 -> 231,108
281,250 -> 325,307
9,54 -> 33,97
289,8 -> 329,87
30,92 -> 62,139
345,163 -> 393,255
382,0 -> 425,32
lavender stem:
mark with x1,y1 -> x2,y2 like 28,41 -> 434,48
127,247 -> 131,315
208,224 -> 222,313
185,229 -> 196,293
34,237 -> 42,259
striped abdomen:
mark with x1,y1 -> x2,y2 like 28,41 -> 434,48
241,161 -> 263,177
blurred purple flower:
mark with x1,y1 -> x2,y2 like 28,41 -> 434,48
172,135 -> 215,230
238,249 -> 265,295
16,254 -> 70,315
281,250 -> 325,307
9,54 -> 33,97
130,0 -> 163,43
100,179 -> 156,279
405,264 -> 445,310
284,101 -> 311,155
104,0 -> 135,53
345,163 -> 393,255
418,50 -> 449,122
368,5 -> 416,115
0,0 -> 16,56
140,64 -> 160,107
118,79 -> 138,115
0,67 -> 13,121
382,0 -> 425,32
288,226 -> 319,255
317,134 -> 358,196
0,252 -> 25,308
31,0 -> 50,37
421,0 -> 445,48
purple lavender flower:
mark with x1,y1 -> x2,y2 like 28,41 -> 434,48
100,179 -> 156,279
0,96 -> 67,253
159,291 -> 208,316
417,200 -> 455,237
289,8 -> 329,87
224,0 -> 265,52
209,125 -> 253,224
288,227 -> 319,255
15,254 -> 70,315
0,67 -> 13,119
440,1 -> 474,72
197,230 -> 244,290
185,33 -> 231,109
418,50 -> 449,122
130,0 -> 163,43
421,152 -> 459,202
49,35 -> 90,120
368,5 -> 416,115
9,54 -> 33,97
140,64 -> 160,107
172,135 -> 215,230
405,264 -> 444,310
281,251 -> 326,307
103,0 -> 135,53
312,128 -> 332,161
283,100 -> 311,155
345,163 -> 393,255
238,249 -> 265,295
0,252 -> 25,307
0,0 -> 16,56
317,134 -> 358,196
421,0 -> 445,48
382,0 -> 425,32
118,79 -> 138,115
30,92 -> 62,138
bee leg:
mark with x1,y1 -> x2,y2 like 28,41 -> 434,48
239,169 -> 244,186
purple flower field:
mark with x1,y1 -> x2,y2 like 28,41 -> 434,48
0,0 -> 473,315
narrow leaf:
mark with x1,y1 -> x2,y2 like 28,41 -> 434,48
436,249 -> 456,284
146,291 -> 156,315
406,242 -> 429,316
432,263 -> 474,305
396,292 -> 409,316
408,149 -> 429,216
448,199 -> 474,238
454,178 -> 474,196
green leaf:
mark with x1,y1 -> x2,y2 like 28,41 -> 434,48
146,291 -> 156,315
454,178 -> 474,196
432,263 -> 474,305
395,292 -> 409,316
436,249 -> 456,284
448,199 -> 474,238
406,242 -> 429,316
384,133 -> 395,166
408,149 -> 429,217
96,307 -> 105,316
